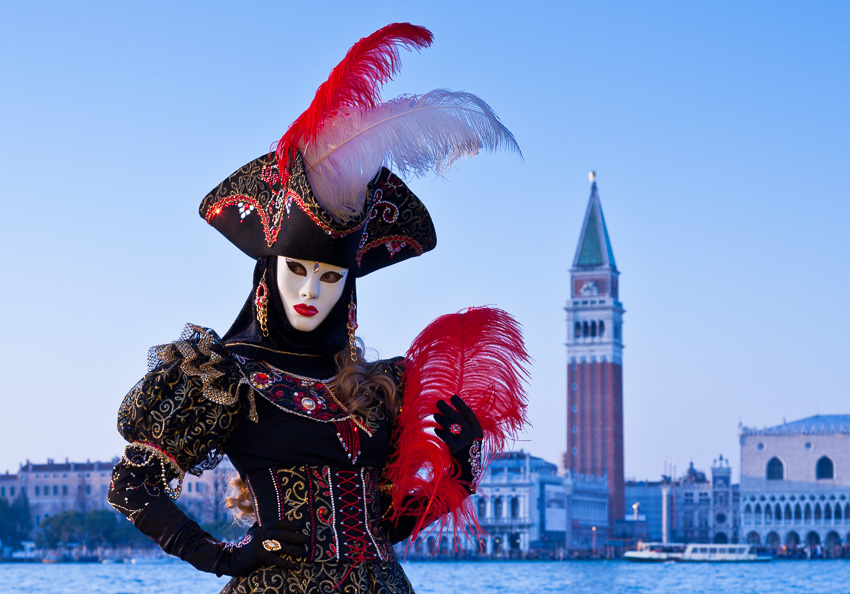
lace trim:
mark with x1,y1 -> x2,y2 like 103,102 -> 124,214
148,323 -> 258,423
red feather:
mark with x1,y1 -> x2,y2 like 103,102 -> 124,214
275,23 -> 433,177
385,307 -> 530,551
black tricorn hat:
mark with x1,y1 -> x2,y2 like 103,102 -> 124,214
199,151 -> 436,277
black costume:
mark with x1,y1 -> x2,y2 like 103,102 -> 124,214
108,22 -> 525,594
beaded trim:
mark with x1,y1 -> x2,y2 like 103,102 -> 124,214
361,467 -> 384,562
357,235 -> 424,266
326,466 -> 340,561
246,475 -> 261,527
469,440 -> 483,495
123,442 -> 186,500
235,357 -> 374,435
107,498 -> 144,524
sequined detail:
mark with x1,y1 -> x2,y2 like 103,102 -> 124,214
469,439 -> 483,494
250,372 -> 271,389
234,355 -> 378,462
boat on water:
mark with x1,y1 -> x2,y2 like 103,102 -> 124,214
625,542 -> 772,563
624,542 -> 687,562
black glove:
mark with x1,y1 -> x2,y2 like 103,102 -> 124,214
434,394 -> 483,454
108,462 -> 307,577
434,394 -> 484,493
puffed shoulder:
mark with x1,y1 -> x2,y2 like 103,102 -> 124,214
117,324 -> 258,480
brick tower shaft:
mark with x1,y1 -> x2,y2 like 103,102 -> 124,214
565,175 -> 625,532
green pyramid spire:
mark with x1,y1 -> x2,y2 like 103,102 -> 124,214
573,181 -> 617,270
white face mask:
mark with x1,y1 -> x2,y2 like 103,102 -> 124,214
276,256 -> 349,332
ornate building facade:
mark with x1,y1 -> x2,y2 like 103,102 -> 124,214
565,175 -> 625,530
407,451 -> 608,557
625,456 -> 740,545
740,415 -> 850,553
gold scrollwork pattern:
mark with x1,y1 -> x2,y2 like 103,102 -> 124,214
219,560 -> 414,594
118,325 -> 255,478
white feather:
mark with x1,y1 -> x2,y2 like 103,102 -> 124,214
301,90 -> 521,223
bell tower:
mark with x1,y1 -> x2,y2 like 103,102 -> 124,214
565,173 -> 625,531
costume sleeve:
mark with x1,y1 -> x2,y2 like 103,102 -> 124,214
115,323 -> 257,490
107,324 -> 260,574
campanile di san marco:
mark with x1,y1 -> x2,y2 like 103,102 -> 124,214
565,173 -> 625,533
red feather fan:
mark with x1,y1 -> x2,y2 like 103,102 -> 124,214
275,23 -> 433,178
385,307 -> 530,551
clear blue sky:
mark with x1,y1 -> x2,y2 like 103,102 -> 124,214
1,1 -> 848,483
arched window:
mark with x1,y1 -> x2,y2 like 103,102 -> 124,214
477,498 -> 487,518
835,504 -> 843,521
746,531 -> 760,545
765,505 -> 773,523
845,503 -> 850,520
599,321 -> 605,337
494,497 -> 503,519
815,503 -> 822,521
590,321 -> 597,337
582,321 -> 589,337
775,504 -> 782,521
784,504 -> 792,522
766,457 -> 784,480
786,531 -> 800,547
817,456 -> 835,480
744,504 -> 753,523
825,503 -> 832,521
766,531 -> 781,549
794,504 -> 802,521
804,503 -> 812,521
510,497 -> 519,519
574,322 -> 581,339
754,504 -> 762,524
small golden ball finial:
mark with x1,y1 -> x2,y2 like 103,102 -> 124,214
589,171 -> 596,183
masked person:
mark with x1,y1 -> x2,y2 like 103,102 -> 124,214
108,23 -> 528,593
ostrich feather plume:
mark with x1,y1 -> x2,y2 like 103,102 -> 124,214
275,23 -> 433,183
303,90 -> 522,222
385,307 -> 530,549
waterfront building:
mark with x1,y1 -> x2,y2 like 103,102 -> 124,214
18,458 -> 117,526
625,479 -> 672,542
739,415 -> 850,553
625,457 -> 740,545
2,457 -> 234,530
709,454 -> 740,544
564,469 -> 609,553
564,174 -> 625,532
0,472 -> 19,502
677,462 -> 711,543
473,452 -> 565,556
407,451 -> 608,557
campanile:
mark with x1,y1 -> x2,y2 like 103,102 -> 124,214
565,173 -> 625,531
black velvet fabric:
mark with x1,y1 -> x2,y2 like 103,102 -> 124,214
222,256 -> 354,369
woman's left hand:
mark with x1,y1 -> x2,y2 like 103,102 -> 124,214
434,394 -> 483,455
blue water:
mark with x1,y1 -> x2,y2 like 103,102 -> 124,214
1,560 -> 849,593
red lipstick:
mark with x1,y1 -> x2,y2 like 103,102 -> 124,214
293,304 -> 318,317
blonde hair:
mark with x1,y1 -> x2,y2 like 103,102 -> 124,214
226,339 -> 398,520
